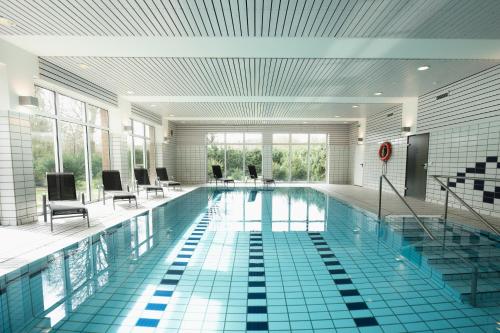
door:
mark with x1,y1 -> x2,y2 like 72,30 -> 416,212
353,144 -> 364,186
405,133 -> 429,200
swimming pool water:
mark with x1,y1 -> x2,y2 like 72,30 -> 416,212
0,187 -> 498,332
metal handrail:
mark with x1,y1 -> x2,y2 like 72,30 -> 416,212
378,175 -> 436,240
431,175 -> 500,236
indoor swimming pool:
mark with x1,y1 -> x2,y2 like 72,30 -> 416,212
0,187 -> 498,333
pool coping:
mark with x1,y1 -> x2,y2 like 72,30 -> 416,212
0,186 -> 200,277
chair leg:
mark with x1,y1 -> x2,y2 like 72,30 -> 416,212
50,213 -> 53,232
135,198 -> 138,208
113,199 -> 115,210
43,195 -> 47,222
103,193 -> 106,205
86,210 -> 90,228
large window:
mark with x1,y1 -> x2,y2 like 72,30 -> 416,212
272,133 -> 327,182
31,86 -> 111,211
206,133 -> 262,181
129,119 -> 156,180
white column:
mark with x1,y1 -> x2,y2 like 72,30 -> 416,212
0,39 -> 39,225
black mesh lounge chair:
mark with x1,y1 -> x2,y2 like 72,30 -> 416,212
102,170 -> 137,209
248,165 -> 275,187
43,172 -> 89,232
134,168 -> 164,198
156,167 -> 181,190
212,165 -> 235,187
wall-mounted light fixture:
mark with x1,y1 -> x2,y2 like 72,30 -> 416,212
402,126 -> 411,133
163,136 -> 170,144
357,138 -> 364,144
123,125 -> 133,133
18,96 -> 39,108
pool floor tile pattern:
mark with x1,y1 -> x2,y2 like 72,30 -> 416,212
24,188 -> 499,333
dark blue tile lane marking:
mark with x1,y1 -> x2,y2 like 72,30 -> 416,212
160,279 -> 179,285
172,261 -> 188,266
154,290 -> 173,297
146,303 -> 167,311
340,289 -> 360,297
136,318 -> 160,327
308,232 -> 379,328
136,208 -> 217,327
354,317 -> 379,327
247,306 -> 267,313
247,231 -> 268,331
346,302 -> 369,310
247,322 -> 269,331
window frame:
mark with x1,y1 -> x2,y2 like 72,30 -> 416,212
206,132 -> 263,181
272,133 -> 327,183
31,85 -> 111,208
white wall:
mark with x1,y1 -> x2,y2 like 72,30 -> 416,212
419,65 -> 500,218
362,105 -> 407,193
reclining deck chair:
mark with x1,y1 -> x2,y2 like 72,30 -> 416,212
134,168 -> 164,198
212,165 -> 235,187
156,167 -> 181,190
248,165 -> 275,187
43,172 -> 89,232
102,170 -> 137,209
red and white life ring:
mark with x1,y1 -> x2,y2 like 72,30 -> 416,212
378,142 -> 392,162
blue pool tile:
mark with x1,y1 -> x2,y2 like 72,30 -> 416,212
145,303 -> 167,311
340,289 -> 360,297
172,261 -> 188,266
177,254 -> 191,258
136,318 -> 159,327
154,290 -> 173,297
160,279 -> 179,285
354,317 -> 379,327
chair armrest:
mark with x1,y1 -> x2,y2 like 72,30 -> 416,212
81,192 -> 85,205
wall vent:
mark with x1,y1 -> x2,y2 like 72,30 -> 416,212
436,92 -> 449,100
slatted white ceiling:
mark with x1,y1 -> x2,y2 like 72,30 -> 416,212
1,0 -> 500,38
42,57 -> 500,97
139,102 -> 396,118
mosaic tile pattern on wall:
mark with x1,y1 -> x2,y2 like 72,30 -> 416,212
426,120 -> 500,217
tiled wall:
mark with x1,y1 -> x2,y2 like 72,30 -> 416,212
176,145 -> 206,184
330,145 -> 350,184
419,65 -> 500,217
173,124 -> 351,184
363,105 -> 407,193
0,111 -> 37,226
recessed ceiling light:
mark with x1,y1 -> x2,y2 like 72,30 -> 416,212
169,114 -> 174,117
334,115 -> 340,118
343,122 -> 348,124
352,105 -> 359,108
77,63 -> 89,69
417,65 -> 430,71
303,121 -> 308,124
126,90 -> 134,94
374,92 -> 383,96
0,17 -> 16,27
150,104 -> 156,107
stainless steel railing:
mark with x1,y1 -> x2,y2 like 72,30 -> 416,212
431,175 -> 500,236
378,175 -> 436,240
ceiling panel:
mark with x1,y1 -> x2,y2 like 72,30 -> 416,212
1,0 -> 500,38
43,57 -> 500,97
139,102 -> 397,119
